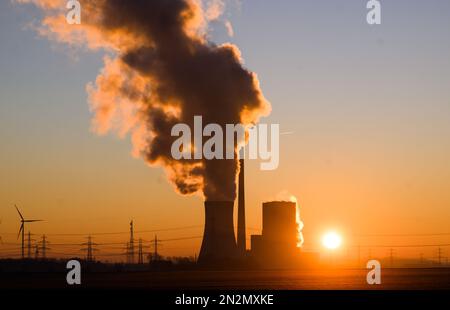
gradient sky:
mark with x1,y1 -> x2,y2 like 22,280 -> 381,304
1,0 -> 450,260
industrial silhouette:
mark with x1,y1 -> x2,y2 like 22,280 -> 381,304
197,158 -> 318,268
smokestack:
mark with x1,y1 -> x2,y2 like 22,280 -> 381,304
198,201 -> 238,265
237,159 -> 246,253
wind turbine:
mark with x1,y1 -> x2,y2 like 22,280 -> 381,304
15,205 -> 43,259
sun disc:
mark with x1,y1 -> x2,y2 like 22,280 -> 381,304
322,231 -> 342,250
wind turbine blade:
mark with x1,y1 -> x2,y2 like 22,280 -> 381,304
25,220 -> 43,223
15,205 -> 24,221
17,224 -> 24,239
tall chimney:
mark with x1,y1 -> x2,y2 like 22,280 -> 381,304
237,158 -> 246,253
198,201 -> 238,265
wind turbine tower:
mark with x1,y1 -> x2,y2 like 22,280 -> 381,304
15,205 -> 43,259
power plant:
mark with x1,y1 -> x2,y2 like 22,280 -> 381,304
197,157 -> 319,268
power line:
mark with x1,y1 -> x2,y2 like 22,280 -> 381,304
350,243 -> 450,248
159,236 -> 202,242
354,233 -> 450,237
2,225 -> 204,237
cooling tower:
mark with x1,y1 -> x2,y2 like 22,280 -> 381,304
262,201 -> 298,249
198,201 -> 238,265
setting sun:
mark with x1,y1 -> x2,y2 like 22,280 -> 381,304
322,232 -> 342,250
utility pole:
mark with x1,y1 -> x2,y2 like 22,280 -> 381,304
138,238 -> 143,264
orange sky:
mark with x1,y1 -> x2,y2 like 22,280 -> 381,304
1,0 -> 450,263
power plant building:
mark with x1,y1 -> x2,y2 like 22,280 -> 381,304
251,201 -> 301,268
262,201 -> 298,250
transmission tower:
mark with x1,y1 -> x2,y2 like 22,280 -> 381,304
40,235 -> 49,260
138,238 -> 143,264
81,235 -> 97,262
128,220 -> 134,264
153,234 -> 161,261
27,231 -> 34,259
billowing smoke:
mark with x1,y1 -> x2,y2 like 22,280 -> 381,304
20,0 -> 270,201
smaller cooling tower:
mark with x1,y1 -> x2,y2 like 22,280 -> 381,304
262,201 -> 298,250
198,201 -> 238,265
